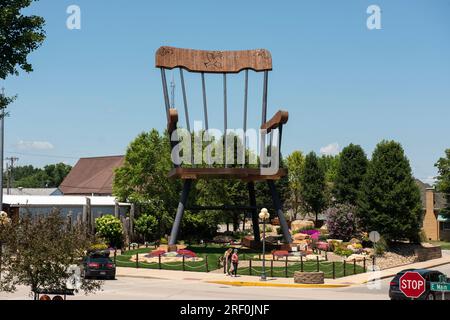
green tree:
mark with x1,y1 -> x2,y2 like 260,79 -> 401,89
286,151 -> 305,219
0,0 -> 46,80
435,149 -> 450,215
6,163 -> 72,188
318,154 -> 340,185
95,215 -> 123,248
333,144 -> 368,205
357,140 -> 423,242
43,163 -> 72,187
113,130 -> 180,237
300,152 -> 326,224
134,213 -> 158,242
0,210 -> 102,296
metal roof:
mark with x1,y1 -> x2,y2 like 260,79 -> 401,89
59,156 -> 124,195
4,188 -> 62,196
3,195 -> 130,207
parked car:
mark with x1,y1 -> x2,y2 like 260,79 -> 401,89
81,251 -> 116,280
389,268 -> 450,300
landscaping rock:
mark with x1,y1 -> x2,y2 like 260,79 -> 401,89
294,271 -> 324,284
290,220 -> 314,231
293,233 -> 309,241
305,254 -> 326,261
346,254 -> 367,262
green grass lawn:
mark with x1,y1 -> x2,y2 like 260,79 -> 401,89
114,244 -> 366,278
237,261 -> 365,278
115,244 -> 259,273
431,241 -> 450,250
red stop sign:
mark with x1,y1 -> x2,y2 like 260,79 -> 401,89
399,271 -> 426,298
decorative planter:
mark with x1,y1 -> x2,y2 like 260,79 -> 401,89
294,271 -> 325,284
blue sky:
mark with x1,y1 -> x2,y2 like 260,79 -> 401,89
2,0 -> 450,183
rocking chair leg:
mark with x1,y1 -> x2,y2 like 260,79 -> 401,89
247,182 -> 260,242
267,180 -> 292,243
169,179 -> 192,245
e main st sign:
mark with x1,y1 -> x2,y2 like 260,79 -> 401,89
431,275 -> 450,293
431,282 -> 450,292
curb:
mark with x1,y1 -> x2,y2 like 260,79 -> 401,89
205,280 -> 350,288
354,259 -> 450,285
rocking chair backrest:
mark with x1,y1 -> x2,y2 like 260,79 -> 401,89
155,46 -> 281,169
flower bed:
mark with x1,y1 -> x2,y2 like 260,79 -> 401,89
177,249 -> 197,258
148,249 -> 166,257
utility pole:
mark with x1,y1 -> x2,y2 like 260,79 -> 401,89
0,87 -> 5,211
5,157 -> 18,195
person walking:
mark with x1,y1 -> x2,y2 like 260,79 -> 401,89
231,249 -> 239,277
224,248 -> 233,276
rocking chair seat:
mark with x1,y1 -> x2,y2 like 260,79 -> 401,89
168,167 -> 287,181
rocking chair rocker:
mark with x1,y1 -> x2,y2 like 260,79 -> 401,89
155,46 -> 293,245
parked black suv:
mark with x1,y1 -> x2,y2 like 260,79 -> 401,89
81,251 -> 116,280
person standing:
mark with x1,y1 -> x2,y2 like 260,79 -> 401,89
231,249 -> 239,277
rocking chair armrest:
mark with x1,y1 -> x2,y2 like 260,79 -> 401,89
167,108 -> 179,135
261,110 -> 289,133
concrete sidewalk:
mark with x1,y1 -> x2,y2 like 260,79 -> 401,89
116,251 -> 450,288
327,253 -> 450,285
116,267 -> 347,288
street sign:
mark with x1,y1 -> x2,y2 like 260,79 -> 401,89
369,231 -> 380,243
399,271 -> 426,299
431,282 -> 450,292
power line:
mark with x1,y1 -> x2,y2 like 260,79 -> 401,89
5,151 -> 79,160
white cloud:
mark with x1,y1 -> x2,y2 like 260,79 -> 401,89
423,176 -> 437,185
16,140 -> 54,151
320,142 -> 340,156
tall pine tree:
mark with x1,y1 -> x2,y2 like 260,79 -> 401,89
357,140 -> 422,242
333,144 -> 368,205
300,152 -> 326,224
435,149 -> 450,215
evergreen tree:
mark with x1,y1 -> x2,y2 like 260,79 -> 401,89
333,144 -> 368,205
357,140 -> 423,242
435,149 -> 450,215
286,151 -> 305,219
300,152 -> 326,224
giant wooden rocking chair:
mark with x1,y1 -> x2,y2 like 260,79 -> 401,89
155,46 -> 292,245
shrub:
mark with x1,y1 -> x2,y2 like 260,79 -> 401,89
334,247 -> 354,257
159,237 -> 168,245
90,243 -> 109,251
95,215 -> 123,248
325,204 -> 360,241
135,213 -> 158,242
319,234 -> 328,241
299,225 -> 317,231
373,237 -> 388,256
316,241 -> 329,251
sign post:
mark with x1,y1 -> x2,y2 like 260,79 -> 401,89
399,271 -> 426,300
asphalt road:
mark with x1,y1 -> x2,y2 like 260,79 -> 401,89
1,264 -> 449,300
